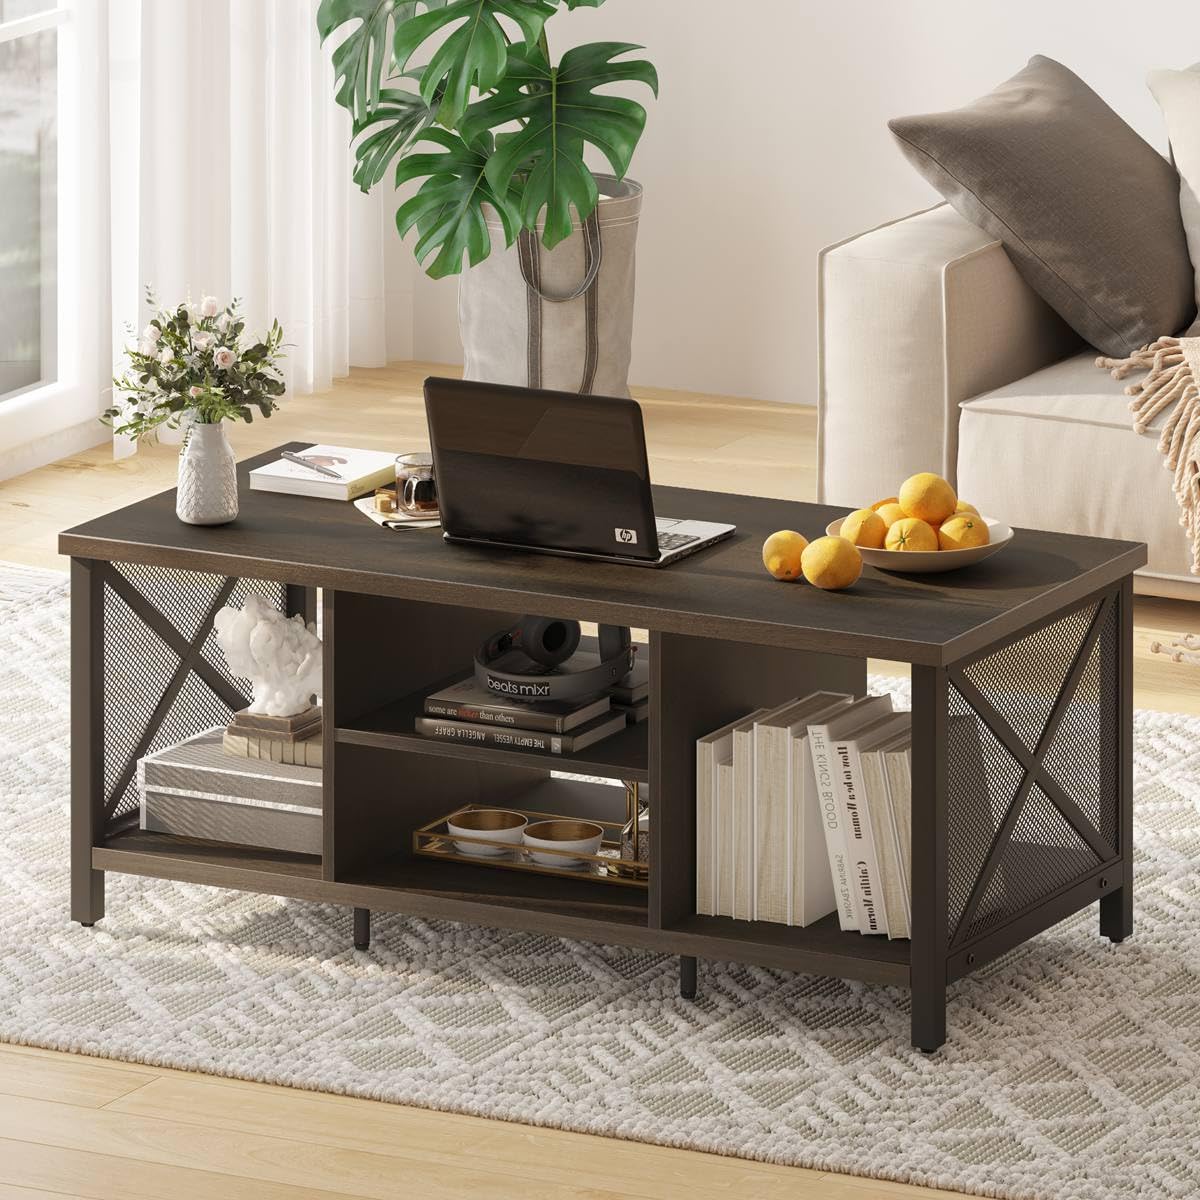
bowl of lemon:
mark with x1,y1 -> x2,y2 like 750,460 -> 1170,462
825,473 -> 1013,574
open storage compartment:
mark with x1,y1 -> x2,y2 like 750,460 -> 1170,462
322,591 -> 650,927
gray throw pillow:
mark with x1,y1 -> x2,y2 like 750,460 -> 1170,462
889,55 -> 1196,357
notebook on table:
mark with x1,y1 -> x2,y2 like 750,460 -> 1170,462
249,446 -> 396,501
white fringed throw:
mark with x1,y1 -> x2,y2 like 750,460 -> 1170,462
1097,335 -> 1200,575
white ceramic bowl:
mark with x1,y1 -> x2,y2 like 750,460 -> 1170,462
523,819 -> 604,867
824,515 -> 1014,574
445,809 -> 527,857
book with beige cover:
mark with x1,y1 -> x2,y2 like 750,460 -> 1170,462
752,693 -> 852,925
695,707 -> 769,916
860,720 -> 912,939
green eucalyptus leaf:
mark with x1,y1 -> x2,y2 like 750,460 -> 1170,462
317,0 -> 418,123
351,87 -> 435,190
392,0 -> 557,128
462,42 -> 657,248
394,127 -> 519,278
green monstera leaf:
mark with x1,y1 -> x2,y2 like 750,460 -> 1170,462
317,0 -> 417,123
463,42 -> 657,248
393,0 -> 557,128
394,127 -> 520,278
350,87 -> 436,190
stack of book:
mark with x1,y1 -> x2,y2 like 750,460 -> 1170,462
695,693 -> 914,938
415,639 -> 649,756
139,728 -> 322,855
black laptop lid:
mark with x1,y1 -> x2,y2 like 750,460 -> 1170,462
424,377 -> 660,560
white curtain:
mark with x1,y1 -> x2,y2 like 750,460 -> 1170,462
109,0 -> 414,455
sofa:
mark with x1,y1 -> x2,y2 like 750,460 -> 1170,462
817,203 -> 1197,599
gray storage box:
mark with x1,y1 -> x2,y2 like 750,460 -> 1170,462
138,728 -> 322,855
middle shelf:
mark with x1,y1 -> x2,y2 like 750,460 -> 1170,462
336,685 -> 650,782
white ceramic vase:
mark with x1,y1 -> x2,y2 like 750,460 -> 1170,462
176,421 -> 238,525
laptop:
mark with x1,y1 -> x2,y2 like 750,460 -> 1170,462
424,377 -> 736,567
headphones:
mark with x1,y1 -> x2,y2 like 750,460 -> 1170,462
475,617 -> 634,703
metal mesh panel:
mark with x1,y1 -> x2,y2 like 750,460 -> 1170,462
945,596 -> 1118,947
961,603 -> 1095,752
1041,599 -> 1120,853
101,564 -> 287,825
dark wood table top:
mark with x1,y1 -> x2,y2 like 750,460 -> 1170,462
60,443 -> 1146,665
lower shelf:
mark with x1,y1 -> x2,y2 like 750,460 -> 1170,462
668,912 -> 911,984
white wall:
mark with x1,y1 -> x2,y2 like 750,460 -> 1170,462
402,0 -> 1196,404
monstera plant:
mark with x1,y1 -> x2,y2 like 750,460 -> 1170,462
316,0 -> 658,279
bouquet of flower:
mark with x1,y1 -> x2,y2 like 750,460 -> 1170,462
105,290 -> 286,442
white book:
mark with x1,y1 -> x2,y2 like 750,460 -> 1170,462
883,734 -> 913,937
249,445 -> 397,500
752,693 -> 852,925
807,696 -> 893,932
696,708 -> 769,917
788,696 -> 856,926
732,716 -> 759,921
715,760 -> 735,917
835,711 -> 906,937
862,723 -> 912,940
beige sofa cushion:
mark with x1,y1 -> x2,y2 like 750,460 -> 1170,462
957,351 -> 1193,585
1149,66 -> 1200,314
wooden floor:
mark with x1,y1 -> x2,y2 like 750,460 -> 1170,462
0,361 -> 1196,1200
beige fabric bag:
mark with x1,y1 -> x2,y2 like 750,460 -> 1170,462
459,176 -> 641,397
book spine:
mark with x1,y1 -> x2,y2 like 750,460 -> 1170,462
414,717 -> 565,754
422,698 -> 564,733
832,738 -> 887,936
807,725 -> 858,931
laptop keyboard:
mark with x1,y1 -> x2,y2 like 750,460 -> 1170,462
657,531 -> 701,554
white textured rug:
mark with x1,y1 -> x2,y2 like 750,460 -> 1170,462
2,564 -> 1199,1200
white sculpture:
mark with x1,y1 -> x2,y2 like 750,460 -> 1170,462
213,594 -> 322,716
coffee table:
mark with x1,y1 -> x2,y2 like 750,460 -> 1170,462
59,444 -> 1146,1051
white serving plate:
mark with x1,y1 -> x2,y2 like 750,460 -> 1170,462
825,515 -> 1014,574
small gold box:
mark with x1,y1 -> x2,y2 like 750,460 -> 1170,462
374,487 -> 399,513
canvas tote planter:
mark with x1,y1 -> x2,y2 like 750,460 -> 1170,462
460,176 -> 642,397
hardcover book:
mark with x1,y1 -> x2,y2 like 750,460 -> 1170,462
807,695 -> 893,932
866,727 -> 912,940
752,693 -> 852,925
249,445 -> 396,501
832,711 -> 907,937
414,708 -> 626,755
695,707 -> 769,917
787,695 -> 855,927
423,676 -> 611,733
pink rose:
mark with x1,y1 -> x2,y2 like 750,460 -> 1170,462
213,347 -> 236,370
200,295 -> 220,318
188,385 -> 202,399
192,331 -> 212,350
142,324 -> 160,343
215,312 -> 231,332
158,347 -> 173,365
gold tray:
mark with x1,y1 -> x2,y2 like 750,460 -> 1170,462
413,804 -> 649,889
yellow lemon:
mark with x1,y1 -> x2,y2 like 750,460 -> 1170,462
898,472 -> 957,524
955,499 -> 980,516
801,536 -> 863,590
839,508 -> 886,549
762,530 -> 808,581
886,517 -> 939,552
875,502 -> 907,529
938,514 -> 990,550
870,496 -> 900,512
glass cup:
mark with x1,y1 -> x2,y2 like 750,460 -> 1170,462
394,452 -> 438,514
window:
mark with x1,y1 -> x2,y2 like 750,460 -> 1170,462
0,1 -> 62,403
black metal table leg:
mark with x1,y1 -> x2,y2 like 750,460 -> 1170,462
679,955 -> 697,1000
71,559 -> 105,928
1101,576 -> 1135,944
910,664 -> 949,1053
353,907 -> 371,951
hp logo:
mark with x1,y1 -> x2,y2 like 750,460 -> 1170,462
614,528 -> 638,545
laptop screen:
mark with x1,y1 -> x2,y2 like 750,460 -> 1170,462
425,378 -> 660,560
